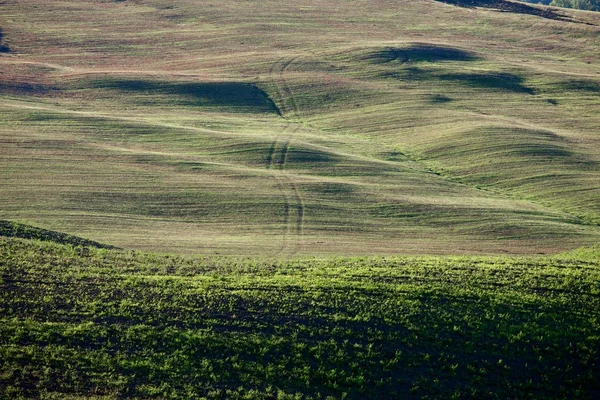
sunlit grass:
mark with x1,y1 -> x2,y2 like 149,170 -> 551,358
1,237 -> 598,399
0,0 -> 599,256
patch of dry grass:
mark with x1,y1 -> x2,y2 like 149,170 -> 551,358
1,0 -> 599,255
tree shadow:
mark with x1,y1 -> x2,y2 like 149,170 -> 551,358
435,0 -> 578,23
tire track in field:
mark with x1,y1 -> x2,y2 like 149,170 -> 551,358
274,58 -> 305,239
276,139 -> 290,169
265,57 -> 306,255
274,135 -> 305,239
268,57 -> 300,118
265,125 -> 305,256
279,58 -> 300,117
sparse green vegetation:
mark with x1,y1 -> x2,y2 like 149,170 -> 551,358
526,0 -> 600,12
1,237 -> 599,399
0,220 -> 118,249
1,2 -> 599,397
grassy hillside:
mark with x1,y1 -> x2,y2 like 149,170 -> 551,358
1,237 -> 599,399
0,220 -> 118,249
1,0 -> 599,256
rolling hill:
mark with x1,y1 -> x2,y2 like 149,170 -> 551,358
1,2 -> 600,398
1,0 -> 599,257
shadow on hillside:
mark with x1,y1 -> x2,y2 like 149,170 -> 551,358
383,67 -> 535,95
365,44 -> 479,64
439,72 -> 535,94
429,94 -> 453,103
0,82 -> 52,95
0,29 -> 11,53
456,127 -> 576,160
436,0 -> 578,23
560,79 -> 600,93
286,148 -> 341,165
93,79 -> 281,114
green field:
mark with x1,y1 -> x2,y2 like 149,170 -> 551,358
1,236 -> 599,399
1,0 -> 600,398
1,0 -> 600,256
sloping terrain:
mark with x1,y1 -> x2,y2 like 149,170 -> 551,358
1,237 -> 599,399
1,0 -> 599,255
0,220 -> 117,249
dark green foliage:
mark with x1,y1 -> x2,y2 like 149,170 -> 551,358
436,0 -> 576,22
0,221 -> 117,249
1,238 -> 599,399
527,0 -> 600,12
